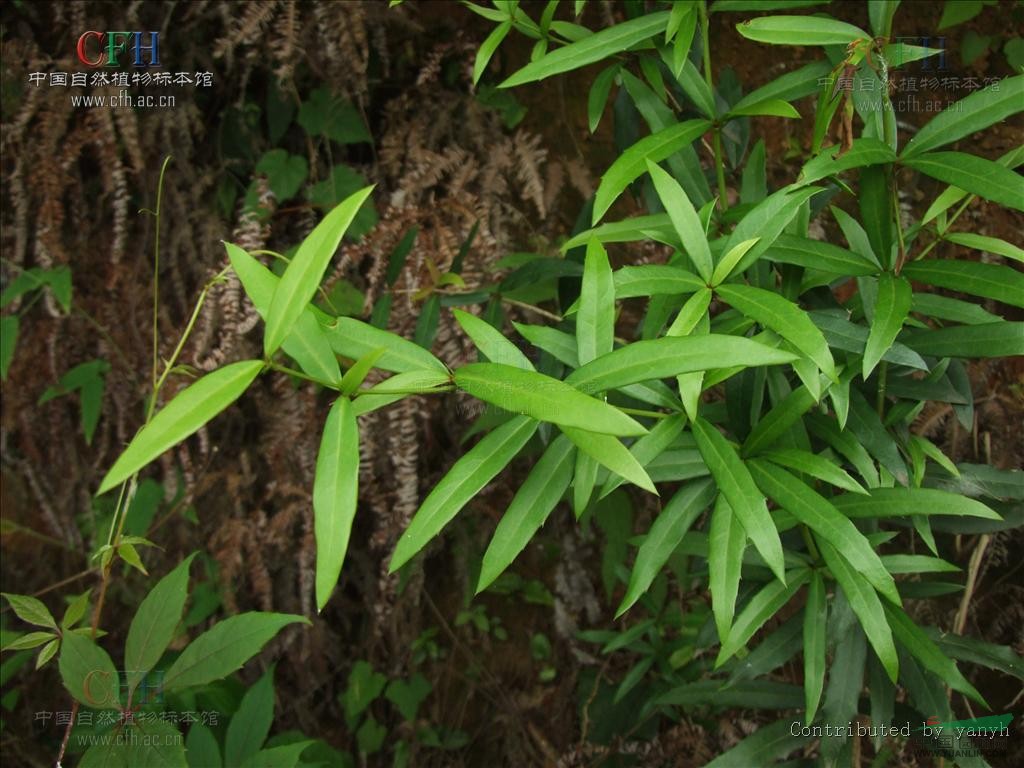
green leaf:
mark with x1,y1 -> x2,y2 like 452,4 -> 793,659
59,630 -> 120,709
0,316 -> 17,380
512,324 -> 577,367
225,243 -> 341,386
578,239 -> 615,365
454,363 -> 645,436
2,593 -> 57,630
453,308 -> 532,370
742,383 -> 816,457
713,0 -> 830,9
593,119 -> 712,223
863,274 -> 911,379
297,86 -> 371,144
501,11 -> 671,87
749,461 -> 899,604
730,60 -> 832,114
902,322 -> 1024,358
882,603 -> 986,706
816,538 -> 899,683
938,0 -> 988,29
945,232 -> 1024,264
386,674 -> 432,721
478,435 -> 574,592
798,138 -> 896,184
241,742 -> 312,768
226,668 -> 276,767
563,213 -> 677,250
716,284 -> 835,381
253,150 -> 308,202
97,360 -> 263,495
599,413 -> 686,499
265,186 -> 375,356
125,554 -> 196,697
314,398 -> 359,611
762,449 -> 868,495
727,98 -> 800,119
736,15 -> 867,46
617,479 -> 716,616
692,418 -> 786,583
879,554 -> 960,574
186,723 -> 221,768
339,349 -> 385,396
803,572 -> 826,724
565,334 -> 797,394
344,660 -> 388,726
716,569 -> 809,666
819,597 -> 866,765
80,720 -> 188,768
703,719 -> 804,768
832,487 -> 1002,520
61,589 -> 91,630
677,59 -> 716,119
901,75 -> 1023,158
613,264 -> 705,298
162,613 -> 309,693
927,628 -> 1024,681
809,311 -> 927,370
390,416 -> 538,571
1,631 -> 56,651
562,426 -> 656,494
719,185 -> 822,275
903,152 -> 1024,212
588,64 -> 620,133
910,293 -> 1000,326
474,20 -> 512,85
646,161 -> 713,282
324,316 -> 448,374
307,165 -> 378,241
709,495 -> 747,643
901,260 -> 1024,309
710,238 -> 760,286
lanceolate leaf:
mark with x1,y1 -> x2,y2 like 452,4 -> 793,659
903,152 -> 1024,212
225,243 -> 341,386
97,360 -> 263,495
162,613 -> 309,693
736,16 -> 867,46
473,20 -> 511,85
578,239 -> 615,365
901,75 -> 1024,158
720,186 -> 821,275
748,460 -> 899,604
225,668 -> 276,767
477,435 -> 575,592
265,186 -> 375,355
765,235 -> 878,276
945,232 -> 1024,264
762,448 -> 868,495
901,322 -> 1024,359
565,335 -> 797,394
863,274 -> 911,379
646,160 -> 713,282
832,487 -> 1002,520
816,538 -> 899,684
453,309 -> 533,370
716,569 -> 810,666
322,317 -> 448,373
883,603 -> 987,707
454,363 -> 645,436
501,11 -> 670,88
562,426 -> 657,494
125,554 -> 196,698
803,572 -> 826,724
692,418 -> 786,583
314,398 -> 360,611
593,119 -> 712,223
717,284 -> 836,381
390,416 -> 538,571
617,479 -> 716,616
613,265 -> 705,298
600,413 -> 686,499
901,260 -> 1024,309
798,138 -> 896,184
709,495 -> 747,643
588,64 -> 621,133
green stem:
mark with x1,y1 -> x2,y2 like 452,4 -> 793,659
914,194 -> 974,263
149,156 -> 172,394
876,360 -> 888,418
800,525 -> 821,563
616,406 -> 671,420
699,1 -> 728,213
267,361 -> 338,389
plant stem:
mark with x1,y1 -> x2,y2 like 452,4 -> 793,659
149,156 -> 172,395
876,360 -> 888,418
699,1 -> 728,213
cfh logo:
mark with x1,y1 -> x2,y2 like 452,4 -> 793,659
76,31 -> 160,67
